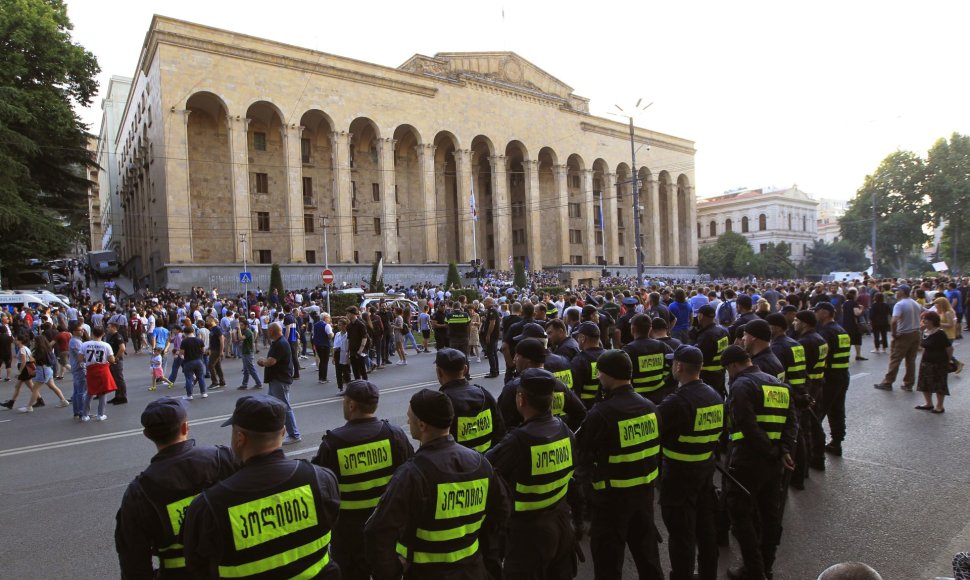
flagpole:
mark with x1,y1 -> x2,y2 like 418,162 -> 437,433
599,193 -> 607,267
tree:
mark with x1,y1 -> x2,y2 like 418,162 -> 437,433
760,242 -> 796,279
697,231 -> 756,278
840,151 -> 930,276
801,240 -> 870,276
270,263 -> 284,298
369,258 -> 385,292
513,260 -> 527,288
446,261 -> 461,288
0,0 -> 100,269
925,133 -> 970,274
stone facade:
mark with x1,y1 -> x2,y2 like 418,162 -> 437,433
86,137 -> 101,251
112,16 -> 698,289
696,186 -> 819,262
96,76 -> 132,254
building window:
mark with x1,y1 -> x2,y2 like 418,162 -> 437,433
759,213 -> 767,231
512,229 -> 525,245
569,229 -> 582,244
618,231 -> 625,246
304,214 -> 315,233
257,249 -> 272,264
375,251 -> 382,262
697,222 -> 702,239
372,183 -> 380,202
568,203 -> 581,218
709,221 -> 717,238
255,212 -> 270,232
617,208 -> 624,228
595,231 -> 603,245
789,214 -> 793,230
253,173 -> 269,194
305,250 -> 316,263
352,216 -> 358,235
253,132 -> 267,151
725,218 -> 733,232
302,177 -> 313,206
353,250 -> 359,263
511,202 -> 524,217
741,216 -> 750,233
760,243 -> 768,253
803,215 -> 807,231
571,255 -> 583,265
301,138 -> 311,163
373,217 -> 381,234
571,175 -> 580,188
619,256 -> 625,265
396,218 -> 401,235
395,185 -> 400,204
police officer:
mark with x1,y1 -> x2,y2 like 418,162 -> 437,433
657,346 -> 723,580
741,320 -> 785,379
311,380 -> 414,580
793,310 -> 828,472
650,316 -> 683,351
569,321 -> 606,409
447,298 -> 472,356
814,302 -> 852,458
692,304 -> 729,398
486,369 -> 578,579
721,346 -> 797,580
623,313 -> 674,404
183,395 -> 340,578
576,350 -> 664,580
547,318 -> 580,361
728,295 -> 758,344
115,399 -> 238,578
766,313 -> 811,488
498,338 -> 587,431
780,305 -> 799,339
502,301 -> 538,383
435,347 -> 506,452
613,296 -> 640,347
365,389 -> 510,580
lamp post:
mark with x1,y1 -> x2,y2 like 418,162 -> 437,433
609,100 -> 653,287
239,232 -> 248,303
322,215 -> 331,314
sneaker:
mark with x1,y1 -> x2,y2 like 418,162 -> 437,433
201,393 -> 208,399
167,382 -> 175,390
873,383 -> 892,391
210,384 -> 223,390
825,442 -> 843,456
80,415 -> 90,422
282,435 -> 303,445
183,395 -> 194,401
238,385 -> 249,390
17,406 -> 33,413
148,385 -> 157,391
254,384 -> 263,389
56,399 -> 70,408
94,415 -> 108,422
1,400 -> 14,409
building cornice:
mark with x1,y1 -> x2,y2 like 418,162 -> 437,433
579,122 -> 695,156
697,193 -> 819,212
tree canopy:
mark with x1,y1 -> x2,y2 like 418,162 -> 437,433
697,232 -> 795,279
0,0 -> 99,270
801,239 -> 870,276
925,133 -> 970,273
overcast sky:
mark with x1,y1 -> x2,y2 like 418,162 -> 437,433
66,0 -> 970,200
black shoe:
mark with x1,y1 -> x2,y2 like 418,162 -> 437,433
34,398 -> 46,407
825,442 -> 843,456
483,373 -> 499,379
790,479 -> 805,490
855,356 -> 868,361
873,383 -> 892,391
108,398 -> 127,405
809,459 -> 826,471
0,400 -> 13,409
237,385 -> 249,390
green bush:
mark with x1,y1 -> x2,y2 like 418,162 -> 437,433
513,260 -> 528,288
270,264 -> 285,297
326,293 -> 360,316
446,262 -> 462,288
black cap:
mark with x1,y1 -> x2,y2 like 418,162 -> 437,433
572,321 -> 601,338
221,395 -> 286,433
736,295 -> 753,310
651,316 -> 668,330
813,302 -> 835,314
622,296 -> 639,306
515,338 -> 547,363
795,310 -> 817,326
743,319 -> 771,342
344,380 -> 379,403
410,388 -> 454,429
514,322 -> 548,342
780,304 -> 798,313
766,313 -> 788,329
581,304 -> 598,318
435,348 -> 467,372
697,304 -> 716,318
720,345 -> 750,367
666,345 -> 703,366
519,368 -> 556,396
141,398 -> 188,436
597,349 -> 633,380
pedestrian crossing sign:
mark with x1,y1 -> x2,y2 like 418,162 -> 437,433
239,272 -> 252,283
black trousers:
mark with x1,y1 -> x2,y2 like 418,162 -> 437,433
820,372 -> 849,443
331,512 -> 369,580
485,339 -> 499,375
288,341 -> 300,378
503,507 -> 577,580
660,465 -> 718,580
726,458 -> 784,579
109,360 -> 127,399
349,353 -> 368,380
590,490 -> 663,580
315,346 -> 330,381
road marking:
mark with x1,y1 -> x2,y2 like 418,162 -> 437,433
0,420 -> 10,424
0,378 -> 441,458
851,373 -> 870,380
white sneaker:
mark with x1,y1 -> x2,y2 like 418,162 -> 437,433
56,399 -> 70,408
95,415 -> 108,422
183,395 -> 194,401
282,435 -> 303,445
80,415 -> 90,422
17,406 -> 33,413
201,393 -> 208,398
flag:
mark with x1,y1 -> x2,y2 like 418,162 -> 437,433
598,202 -> 604,230
470,178 -> 478,222
508,255 -> 513,269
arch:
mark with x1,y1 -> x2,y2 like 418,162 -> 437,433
245,99 -> 286,126
709,220 -> 717,238
298,109 -> 336,262
393,124 -> 423,263
657,170 -> 673,265
471,135 -> 495,268
759,213 -> 767,231
725,218 -> 733,233
566,153 -> 586,172
347,117 -> 383,264
741,216 -> 750,233
186,92 -> 232,262
506,141 -> 529,265
433,131 -> 460,263
246,100 -> 287,263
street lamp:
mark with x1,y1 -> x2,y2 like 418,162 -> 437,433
609,100 -> 653,287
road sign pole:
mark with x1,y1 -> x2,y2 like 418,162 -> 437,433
322,216 -> 330,314
240,233 -> 248,304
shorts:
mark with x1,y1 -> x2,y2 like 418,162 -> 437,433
36,365 -> 53,384
152,367 -> 163,378
421,330 -> 431,339
0,356 -> 10,369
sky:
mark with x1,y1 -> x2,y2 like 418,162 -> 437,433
65,0 -> 970,200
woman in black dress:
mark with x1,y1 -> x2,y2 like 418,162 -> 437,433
842,288 -> 866,361
869,292 -> 891,354
915,311 -> 952,414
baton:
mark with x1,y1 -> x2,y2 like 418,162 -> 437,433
715,461 -> 751,497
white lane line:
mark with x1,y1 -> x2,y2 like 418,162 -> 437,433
0,378 -> 440,458
0,420 -> 11,424
851,373 -> 870,379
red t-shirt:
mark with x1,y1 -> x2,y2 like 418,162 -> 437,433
55,331 -> 71,353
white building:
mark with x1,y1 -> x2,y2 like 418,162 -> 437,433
95,76 -> 133,255
696,185 -> 819,262
816,197 -> 849,244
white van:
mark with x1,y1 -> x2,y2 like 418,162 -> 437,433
0,291 -> 54,311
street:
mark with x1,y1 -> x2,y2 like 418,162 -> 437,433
0,342 -> 967,580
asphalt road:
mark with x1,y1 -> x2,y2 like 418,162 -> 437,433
1,340 -> 967,580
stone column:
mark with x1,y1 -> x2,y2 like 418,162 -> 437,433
331,131 -> 354,263
490,155 -> 511,270
648,179 -> 661,265
228,115 -> 252,262
454,149 -> 475,262
686,185 -> 698,266
582,169 -> 596,264
378,137 -> 398,262
555,164 -> 570,265
523,159 -> 543,270
283,124 -> 307,262
168,109 -> 193,263
668,184 -> 680,266
416,144 -> 438,263
604,172 -> 619,264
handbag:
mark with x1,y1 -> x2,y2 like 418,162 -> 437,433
24,361 -> 37,379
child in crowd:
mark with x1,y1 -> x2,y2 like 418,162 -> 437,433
149,347 -> 174,391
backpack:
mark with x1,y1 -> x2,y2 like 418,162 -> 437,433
716,300 -> 735,326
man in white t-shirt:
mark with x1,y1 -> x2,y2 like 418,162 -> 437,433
875,284 -> 923,391
80,327 -> 116,421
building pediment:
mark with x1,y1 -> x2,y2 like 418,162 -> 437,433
399,51 -> 589,112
